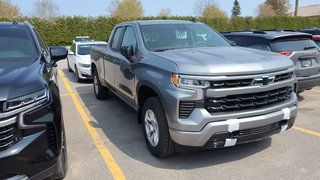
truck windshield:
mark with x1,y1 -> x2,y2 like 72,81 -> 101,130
77,44 -> 106,55
0,27 -> 38,61
140,23 -> 230,51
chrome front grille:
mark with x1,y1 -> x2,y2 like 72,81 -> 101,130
0,121 -> 18,151
210,79 -> 253,88
209,72 -> 293,89
205,87 -> 292,113
274,72 -> 293,83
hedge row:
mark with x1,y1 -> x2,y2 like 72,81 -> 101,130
1,16 -> 320,46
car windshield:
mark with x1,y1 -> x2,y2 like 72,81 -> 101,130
77,44 -> 106,55
0,27 -> 38,61
270,37 -> 318,52
140,23 -> 230,51
75,37 -> 92,42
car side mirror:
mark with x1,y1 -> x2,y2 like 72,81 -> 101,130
230,41 -> 236,46
68,51 -> 75,55
50,46 -> 68,62
120,45 -> 134,59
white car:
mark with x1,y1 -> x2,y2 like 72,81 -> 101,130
67,41 -> 107,82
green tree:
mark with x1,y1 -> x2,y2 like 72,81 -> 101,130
265,0 -> 291,16
231,0 -> 241,17
109,0 -> 144,19
0,0 -> 21,17
194,0 -> 227,18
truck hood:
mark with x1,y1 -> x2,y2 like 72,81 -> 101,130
150,46 -> 294,75
0,60 -> 46,101
76,55 -> 91,64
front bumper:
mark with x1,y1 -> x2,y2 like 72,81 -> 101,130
0,131 -> 60,179
297,73 -> 320,91
77,65 -> 92,79
169,105 -> 297,147
0,101 -> 62,179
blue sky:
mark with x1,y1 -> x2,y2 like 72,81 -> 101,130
11,0 -> 320,17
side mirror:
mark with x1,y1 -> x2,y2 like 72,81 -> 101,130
120,45 -> 134,59
230,41 -> 237,46
68,51 -> 75,55
50,46 -> 68,62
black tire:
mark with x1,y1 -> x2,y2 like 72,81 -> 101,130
75,65 -> 82,82
67,58 -> 72,72
142,97 -> 176,158
93,68 -> 109,100
54,128 -> 68,179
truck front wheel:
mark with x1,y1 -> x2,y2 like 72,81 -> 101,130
142,97 -> 176,158
93,68 -> 109,100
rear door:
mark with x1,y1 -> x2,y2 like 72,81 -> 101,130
270,36 -> 320,78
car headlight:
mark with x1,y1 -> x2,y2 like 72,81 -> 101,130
4,88 -> 49,111
172,74 -> 210,88
79,63 -> 90,68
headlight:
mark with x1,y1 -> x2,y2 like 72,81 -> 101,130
172,74 -> 210,88
4,89 -> 49,111
79,63 -> 90,68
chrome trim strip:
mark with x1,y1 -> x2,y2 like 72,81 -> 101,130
179,67 -> 295,81
0,98 -> 47,119
0,117 -> 16,128
7,175 -> 28,180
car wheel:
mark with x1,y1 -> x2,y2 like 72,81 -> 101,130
93,68 -> 109,100
75,65 -> 82,82
67,58 -> 72,72
142,97 -> 176,158
54,128 -> 68,179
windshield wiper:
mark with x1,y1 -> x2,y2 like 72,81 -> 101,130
304,46 -> 317,50
153,48 -> 177,52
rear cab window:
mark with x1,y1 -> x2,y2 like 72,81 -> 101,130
0,25 -> 38,61
270,36 -> 318,52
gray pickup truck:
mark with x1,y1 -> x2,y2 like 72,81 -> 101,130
91,20 -> 298,158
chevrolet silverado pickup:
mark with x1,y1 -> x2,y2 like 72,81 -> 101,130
91,20 -> 298,158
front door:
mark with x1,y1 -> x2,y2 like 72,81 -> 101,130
114,26 -> 138,105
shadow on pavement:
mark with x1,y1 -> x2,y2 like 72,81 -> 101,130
62,68 -> 273,170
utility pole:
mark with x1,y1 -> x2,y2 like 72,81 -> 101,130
294,0 -> 299,17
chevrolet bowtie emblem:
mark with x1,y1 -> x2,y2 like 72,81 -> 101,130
253,76 -> 275,86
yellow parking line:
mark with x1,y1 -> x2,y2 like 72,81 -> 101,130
58,70 -> 126,180
312,89 -> 320,93
60,91 -> 92,97
293,126 -> 320,137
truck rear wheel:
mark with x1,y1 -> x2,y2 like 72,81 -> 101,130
142,97 -> 175,158
93,68 -> 109,100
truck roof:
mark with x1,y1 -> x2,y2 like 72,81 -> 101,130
73,41 -> 107,45
0,21 -> 32,29
119,20 -> 201,26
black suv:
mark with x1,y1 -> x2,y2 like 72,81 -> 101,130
222,30 -> 320,92
299,28 -> 320,47
299,28 -> 320,35
0,22 -> 68,179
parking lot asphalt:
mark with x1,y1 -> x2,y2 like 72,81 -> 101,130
56,60 -> 320,180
